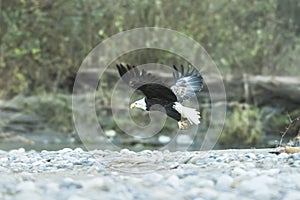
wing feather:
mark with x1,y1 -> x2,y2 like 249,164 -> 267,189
171,65 -> 203,102
116,64 -> 177,103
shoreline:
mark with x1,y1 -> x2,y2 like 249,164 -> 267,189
0,148 -> 299,199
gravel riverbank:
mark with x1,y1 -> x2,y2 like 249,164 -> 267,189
0,148 -> 300,200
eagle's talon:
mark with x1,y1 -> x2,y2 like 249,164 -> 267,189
178,120 -> 188,130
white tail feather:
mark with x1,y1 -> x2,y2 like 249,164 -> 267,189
173,102 -> 200,125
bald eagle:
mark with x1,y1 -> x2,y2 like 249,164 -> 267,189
116,64 -> 203,129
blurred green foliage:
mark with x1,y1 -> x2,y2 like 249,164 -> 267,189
220,103 -> 263,147
1,0 -> 300,148
22,94 -> 73,133
1,0 -> 300,98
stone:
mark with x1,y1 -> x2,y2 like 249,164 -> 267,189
216,174 -> 234,189
238,175 -> 276,194
15,191 -> 42,200
232,167 -> 246,176
68,195 -> 91,200
16,181 -> 36,191
176,134 -> 192,145
217,192 -> 238,200
83,177 -> 104,189
283,190 -> 300,200
166,175 -> 180,188
188,188 -> 218,199
158,135 -> 171,144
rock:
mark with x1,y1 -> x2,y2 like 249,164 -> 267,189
283,190 -> 300,200
59,148 -> 73,153
16,181 -> 36,191
104,130 -> 116,138
15,191 -> 42,200
232,167 -> 246,176
142,173 -> 164,183
216,174 -> 234,189
277,152 -> 289,159
265,168 -> 280,176
120,148 -> 135,155
0,148 -> 298,199
83,177 -> 104,189
68,195 -> 91,200
176,134 -> 192,145
166,175 -> 180,188
216,192 -> 238,200
238,175 -> 276,199
158,135 -> 171,144
195,179 -> 215,188
292,152 -> 300,160
59,178 -> 82,190
244,153 -> 257,160
188,188 -> 218,199
169,162 -> 179,169
9,113 -> 41,124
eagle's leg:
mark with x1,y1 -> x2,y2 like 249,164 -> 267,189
178,120 -> 188,130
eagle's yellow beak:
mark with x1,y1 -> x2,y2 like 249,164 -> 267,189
130,103 -> 136,109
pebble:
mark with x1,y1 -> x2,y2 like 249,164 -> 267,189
83,177 -> 104,189
232,167 -> 246,176
283,190 -> 300,200
176,134 -> 192,145
0,148 -> 298,199
216,174 -> 233,189
158,135 -> 171,144
292,152 -> 300,160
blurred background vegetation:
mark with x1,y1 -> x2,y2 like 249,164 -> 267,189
0,0 -> 300,150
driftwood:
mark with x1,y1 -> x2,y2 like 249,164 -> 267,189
242,75 -> 300,104
284,146 -> 300,154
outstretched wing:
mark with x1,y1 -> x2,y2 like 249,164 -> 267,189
116,64 -> 177,102
171,65 -> 203,102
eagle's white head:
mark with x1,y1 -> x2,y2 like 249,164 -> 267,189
130,97 -> 147,110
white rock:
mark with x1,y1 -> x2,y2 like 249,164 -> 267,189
292,152 -> 300,160
158,135 -> 171,143
244,162 -> 256,168
216,174 -> 234,189
105,130 -> 116,138
288,174 -> 300,189
244,153 -> 257,160
176,134 -> 192,145
9,148 -> 25,154
216,192 -> 237,200
120,149 -> 135,155
68,195 -> 90,200
15,191 -> 42,200
283,190 -> 300,200
265,168 -> 280,176
0,157 -> 8,162
189,188 -> 218,199
293,160 -> 300,167
74,148 -> 84,153
277,152 -> 289,159
142,173 -> 164,183
166,175 -> 180,188
46,182 -> 60,192
196,179 -> 215,188
83,177 -> 104,189
253,185 -> 273,200
232,167 -> 246,176
238,175 -> 276,193
17,181 -> 36,191
59,148 -> 73,153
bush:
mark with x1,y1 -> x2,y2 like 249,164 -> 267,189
220,103 -> 263,147
1,0 -> 300,98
